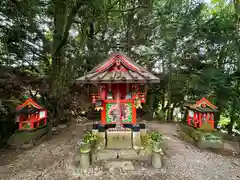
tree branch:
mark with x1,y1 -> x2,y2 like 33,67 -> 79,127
110,6 -> 149,13
54,0 -> 83,54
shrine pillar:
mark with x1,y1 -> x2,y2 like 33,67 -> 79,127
187,110 -> 191,125
208,113 -> 214,129
198,112 -> 202,128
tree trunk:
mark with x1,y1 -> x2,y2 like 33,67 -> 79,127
47,0 -> 82,137
170,105 -> 174,121
125,0 -> 135,56
167,54 -> 173,121
161,92 -> 165,119
227,115 -> 236,135
214,111 -> 220,129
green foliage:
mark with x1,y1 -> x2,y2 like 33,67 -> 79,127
0,0 -> 240,138
191,130 -> 203,141
179,131 -> 195,144
83,132 -> 99,143
179,124 -> 195,136
149,131 -> 163,142
79,142 -> 91,153
204,133 -> 221,141
154,110 -> 165,121
140,133 -> 152,147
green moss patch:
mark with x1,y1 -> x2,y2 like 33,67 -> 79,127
7,128 -> 47,148
179,124 -> 195,136
179,131 -> 195,144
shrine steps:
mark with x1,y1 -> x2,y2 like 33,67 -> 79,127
92,149 -> 151,162
103,160 -> 135,170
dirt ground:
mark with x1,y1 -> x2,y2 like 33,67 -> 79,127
0,122 -> 239,180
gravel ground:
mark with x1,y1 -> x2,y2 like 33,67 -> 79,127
0,122 -> 239,180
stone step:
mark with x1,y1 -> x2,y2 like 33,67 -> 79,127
94,149 -> 151,162
103,160 -> 135,171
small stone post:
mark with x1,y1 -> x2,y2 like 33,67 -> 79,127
80,151 -> 90,169
97,131 -> 106,148
79,142 -> 91,169
133,131 -> 144,150
151,148 -> 163,169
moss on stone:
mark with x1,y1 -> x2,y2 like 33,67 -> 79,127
179,124 -> 195,136
179,131 -> 195,144
197,139 -> 224,149
7,128 -> 47,148
191,129 -> 204,141
140,133 -> 152,148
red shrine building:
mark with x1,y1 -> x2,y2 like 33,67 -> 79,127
184,97 -> 218,129
16,97 -> 47,130
76,52 -> 159,126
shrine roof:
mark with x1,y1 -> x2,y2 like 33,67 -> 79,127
183,97 -> 218,112
16,97 -> 43,112
76,52 -> 160,84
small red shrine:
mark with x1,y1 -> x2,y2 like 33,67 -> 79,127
16,97 -> 47,130
76,52 -> 159,127
184,97 -> 218,129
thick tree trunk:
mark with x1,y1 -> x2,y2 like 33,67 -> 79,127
47,0 -> 82,137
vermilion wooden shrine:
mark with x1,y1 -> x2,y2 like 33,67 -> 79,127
76,52 -> 159,127
16,97 -> 47,130
184,97 -> 218,129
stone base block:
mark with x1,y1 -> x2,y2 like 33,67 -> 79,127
95,149 -> 151,162
151,152 -> 163,169
197,139 -> 224,149
104,160 -> 134,171
106,128 -> 132,149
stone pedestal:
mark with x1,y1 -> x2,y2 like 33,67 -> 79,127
80,152 -> 90,169
97,131 -> 106,149
151,151 -> 163,169
133,131 -> 144,150
106,128 -> 132,149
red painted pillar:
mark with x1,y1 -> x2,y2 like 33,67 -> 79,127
132,101 -> 136,125
19,116 -> 22,129
30,115 -> 34,128
44,110 -> 47,125
187,110 -> 190,125
209,113 -> 214,129
198,112 -> 202,128
194,112 -> 197,127
101,102 -> 106,125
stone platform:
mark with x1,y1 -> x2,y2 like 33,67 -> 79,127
93,149 -> 152,162
103,160 -> 135,171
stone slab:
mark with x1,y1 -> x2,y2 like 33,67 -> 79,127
197,139 -> 224,149
106,128 -> 132,149
96,149 -> 118,161
95,149 -> 151,161
104,160 -> 134,171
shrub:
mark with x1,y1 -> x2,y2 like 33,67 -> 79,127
140,133 -> 152,147
179,131 -> 195,144
179,124 -> 195,136
155,110 -> 165,122
83,132 -> 99,143
191,130 -> 203,141
204,133 -> 222,141
149,131 -> 163,142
